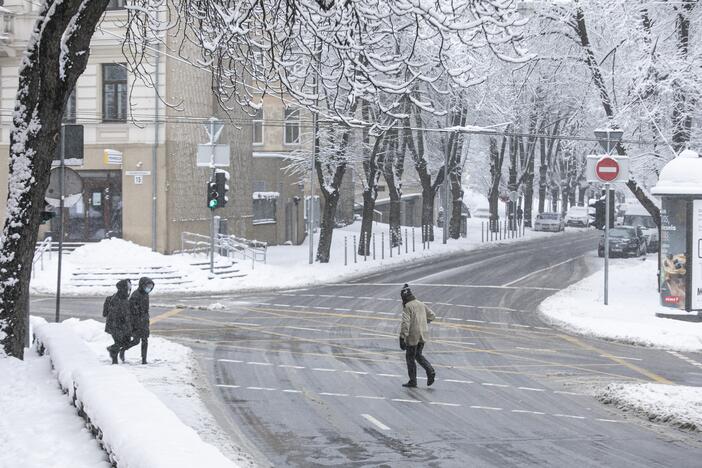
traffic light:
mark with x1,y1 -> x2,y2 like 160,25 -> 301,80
206,181 -> 219,209
589,199 -> 605,230
214,170 -> 229,208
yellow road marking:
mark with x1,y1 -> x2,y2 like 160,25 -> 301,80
150,307 -> 184,325
561,335 -> 672,385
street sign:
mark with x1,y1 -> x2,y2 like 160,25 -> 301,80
196,144 -> 230,167
45,167 -> 83,207
594,128 -> 623,154
586,155 -> 630,183
204,117 -> 224,144
595,156 -> 619,182
103,149 -> 123,165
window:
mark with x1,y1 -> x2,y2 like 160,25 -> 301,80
253,180 -> 266,192
252,108 -> 263,145
107,0 -> 126,10
64,90 -> 76,123
102,64 -> 127,122
284,108 -> 300,144
253,198 -> 276,223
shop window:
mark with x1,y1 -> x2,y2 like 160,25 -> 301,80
102,63 -> 127,122
253,198 -> 277,224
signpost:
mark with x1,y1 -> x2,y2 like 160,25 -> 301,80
586,129 -> 628,305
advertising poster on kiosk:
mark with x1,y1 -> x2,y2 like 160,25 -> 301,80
691,200 -> 702,310
660,199 -> 688,309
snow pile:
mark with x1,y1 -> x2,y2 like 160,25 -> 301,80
32,319 -> 239,468
0,348 -> 110,468
540,258 -> 702,351
68,237 -> 174,267
598,383 -> 702,431
652,149 -> 702,196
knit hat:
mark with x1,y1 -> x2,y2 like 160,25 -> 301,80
400,283 -> 413,300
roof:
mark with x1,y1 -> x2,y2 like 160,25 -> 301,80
652,149 -> 702,196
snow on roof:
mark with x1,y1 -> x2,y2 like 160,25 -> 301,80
652,149 -> 702,196
253,191 -> 279,199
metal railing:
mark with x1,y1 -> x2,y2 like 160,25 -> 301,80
32,236 -> 52,278
179,231 -> 267,268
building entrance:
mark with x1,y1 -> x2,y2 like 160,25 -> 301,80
50,170 -> 122,242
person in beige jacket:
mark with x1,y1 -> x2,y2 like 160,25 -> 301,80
399,284 -> 436,388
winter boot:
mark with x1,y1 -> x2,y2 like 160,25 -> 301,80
427,371 -> 436,387
402,381 -> 417,388
119,349 -> 125,363
109,347 -> 118,365
141,339 -> 148,365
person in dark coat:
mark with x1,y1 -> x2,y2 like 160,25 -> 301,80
124,277 -> 154,364
399,284 -> 436,388
104,279 -> 132,365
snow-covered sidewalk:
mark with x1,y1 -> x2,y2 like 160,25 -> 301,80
31,219 -> 565,296
540,257 -> 702,352
0,352 -> 110,468
540,257 -> 702,432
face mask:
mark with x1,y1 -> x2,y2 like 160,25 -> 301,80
144,285 -> 153,294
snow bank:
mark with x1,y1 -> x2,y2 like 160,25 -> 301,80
32,319 -> 238,468
598,383 -> 702,431
0,346 -> 110,468
540,258 -> 702,351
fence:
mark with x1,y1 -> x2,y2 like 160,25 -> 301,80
32,236 -> 52,278
480,220 -> 526,243
179,231 -> 267,268
342,225 -> 436,266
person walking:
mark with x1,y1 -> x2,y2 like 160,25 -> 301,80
103,279 -> 132,365
399,284 -> 436,388
125,277 -> 154,364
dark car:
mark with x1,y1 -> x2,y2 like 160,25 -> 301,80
598,225 -> 647,258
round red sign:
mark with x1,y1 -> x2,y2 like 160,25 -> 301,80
595,156 -> 619,182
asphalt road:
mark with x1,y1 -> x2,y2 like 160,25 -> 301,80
30,230 -> 702,467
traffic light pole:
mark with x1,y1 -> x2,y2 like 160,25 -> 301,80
604,183 -> 610,305
55,124 -> 65,323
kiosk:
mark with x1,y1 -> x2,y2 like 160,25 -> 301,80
651,149 -> 702,313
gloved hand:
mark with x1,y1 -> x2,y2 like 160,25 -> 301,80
399,337 -> 406,350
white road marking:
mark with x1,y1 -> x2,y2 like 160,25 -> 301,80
516,347 -> 556,353
470,406 -> 502,411
443,379 -> 473,384
377,373 -> 401,378
377,312 -> 395,316
601,354 -> 643,361
518,387 -> 546,392
357,310 -> 377,314
335,308 -> 351,312
344,370 -> 368,375
502,255 -> 585,287
282,389 -> 302,393
446,318 -> 463,321
313,306 -> 331,310
336,282 -> 559,291
511,409 -> 545,415
292,305 -> 307,308
392,398 -> 422,403
596,418 -> 626,423
553,414 -> 586,419
216,384 -> 240,389
247,386 -> 276,391
358,297 -> 373,300
668,351 -> 702,369
362,414 -> 390,431
553,391 -> 586,396
360,332 -> 394,337
273,304 -> 288,307
512,324 -> 531,328
337,296 -> 354,299
278,364 -> 306,369
312,368 -> 336,372
482,383 -> 509,388
218,359 -> 244,363
319,392 -> 349,397
356,395 -> 385,400
464,319 -> 486,323
285,326 -> 323,332
247,361 -> 273,366
490,322 -> 509,326
429,402 -> 461,407
319,295 -> 335,298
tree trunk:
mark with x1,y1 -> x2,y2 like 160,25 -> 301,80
448,169 -> 464,239
421,187 -> 437,241
384,128 -> 404,247
671,1 -> 694,153
573,7 -> 661,226
507,136 -> 517,229
0,0 -> 110,358
538,136 -> 548,215
358,125 -> 387,256
488,136 -> 507,231
551,187 -> 559,213
316,188 -> 341,263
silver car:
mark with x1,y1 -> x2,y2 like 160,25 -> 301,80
534,212 -> 565,232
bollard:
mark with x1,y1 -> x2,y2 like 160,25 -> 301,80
499,221 -> 502,240
353,235 -> 357,263
373,233 -> 376,260
344,236 -> 348,266
412,227 -> 416,252
381,232 -> 385,259
390,228 -> 393,258
482,222 -> 484,243
405,229 -> 409,254
427,225 -> 431,250
363,232 -> 367,261
398,239 -> 401,256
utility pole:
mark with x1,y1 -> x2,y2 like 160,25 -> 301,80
443,140 -> 449,244
55,125 -> 65,323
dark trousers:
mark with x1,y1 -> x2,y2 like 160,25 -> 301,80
124,336 -> 148,363
405,342 -> 434,384
108,335 -> 130,354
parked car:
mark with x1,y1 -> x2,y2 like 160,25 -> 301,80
533,212 -> 565,232
565,206 -> 590,227
598,225 -> 647,258
621,206 -> 659,252
473,207 -> 490,219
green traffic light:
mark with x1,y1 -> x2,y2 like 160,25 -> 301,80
209,199 -> 218,209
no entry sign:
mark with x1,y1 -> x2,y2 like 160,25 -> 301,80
595,156 -> 620,182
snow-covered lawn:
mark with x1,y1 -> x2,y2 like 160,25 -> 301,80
31,219 -> 564,296
598,383 -> 702,431
0,352 -> 110,468
540,257 -> 702,352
